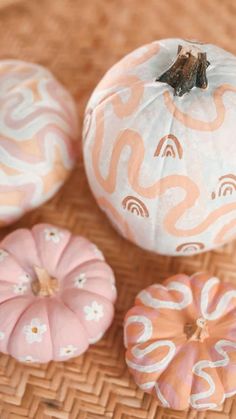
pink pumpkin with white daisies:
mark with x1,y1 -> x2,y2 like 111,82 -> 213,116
0,224 -> 116,363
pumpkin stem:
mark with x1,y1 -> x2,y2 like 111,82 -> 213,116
156,44 -> 210,97
32,266 -> 59,297
184,317 -> 209,342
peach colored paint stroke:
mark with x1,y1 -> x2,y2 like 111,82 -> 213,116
163,84 -> 236,131
119,43 -> 160,72
92,107 -> 236,238
96,43 -> 160,92
96,75 -> 145,119
214,219 -> 236,245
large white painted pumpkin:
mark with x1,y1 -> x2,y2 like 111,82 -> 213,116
0,60 -> 78,226
83,38 -> 236,255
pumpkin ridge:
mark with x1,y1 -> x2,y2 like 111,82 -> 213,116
153,341 -> 200,410
55,245 -> 107,280
61,288 -> 114,340
61,260 -> 113,283
190,338 -> 229,409
45,297 -> 89,360
6,296 -> 37,355
62,286 -> 115,305
31,224 -> 71,277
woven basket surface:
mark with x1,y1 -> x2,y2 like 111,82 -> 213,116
0,0 -> 236,417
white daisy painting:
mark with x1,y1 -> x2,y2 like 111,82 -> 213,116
44,228 -> 64,244
23,318 -> 47,344
74,273 -> 87,288
13,283 -> 28,295
84,301 -> 104,322
19,355 -> 39,363
59,345 -> 78,358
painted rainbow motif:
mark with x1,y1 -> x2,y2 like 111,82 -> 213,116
211,174 -> 236,200
176,242 -> 205,254
122,196 -> 149,218
154,134 -> 183,159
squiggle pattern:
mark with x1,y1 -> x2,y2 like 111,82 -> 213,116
201,277 -> 236,320
0,60 -> 78,225
84,38 -> 236,254
124,315 -> 153,347
137,281 -> 193,310
191,340 -> 236,409
92,106 -> 236,238
126,340 -> 176,373
124,273 -> 236,410
163,84 -> 236,131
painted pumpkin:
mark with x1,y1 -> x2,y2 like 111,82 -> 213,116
0,60 -> 78,226
0,224 -> 116,363
83,38 -> 236,255
124,272 -> 236,410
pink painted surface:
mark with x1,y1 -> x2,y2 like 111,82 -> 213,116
0,224 -> 116,363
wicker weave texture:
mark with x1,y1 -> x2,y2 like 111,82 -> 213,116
0,0 -> 236,417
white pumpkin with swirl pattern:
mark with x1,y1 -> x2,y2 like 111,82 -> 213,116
83,38 -> 236,256
0,60 -> 78,225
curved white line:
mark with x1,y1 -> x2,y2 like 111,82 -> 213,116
154,383 -> 170,408
190,339 -> 236,409
138,281 -> 192,310
139,381 -> 170,408
201,277 -> 236,320
124,315 -> 153,347
139,381 -> 155,390
126,340 -> 176,373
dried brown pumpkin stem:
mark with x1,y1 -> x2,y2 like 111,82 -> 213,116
32,266 -> 59,297
184,318 -> 209,342
156,45 -> 210,96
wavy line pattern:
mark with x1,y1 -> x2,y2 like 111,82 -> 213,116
84,39 -> 236,255
0,60 -> 78,225
124,273 -> 236,411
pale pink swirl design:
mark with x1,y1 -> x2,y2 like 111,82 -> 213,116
0,60 -> 79,225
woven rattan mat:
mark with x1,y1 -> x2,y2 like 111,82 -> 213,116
1,0 -> 236,417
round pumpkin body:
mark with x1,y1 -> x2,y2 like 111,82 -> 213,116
124,272 -> 236,410
0,224 -> 116,363
0,60 -> 78,226
83,38 -> 236,255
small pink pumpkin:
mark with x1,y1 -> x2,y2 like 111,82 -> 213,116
0,60 -> 79,226
0,224 -> 116,363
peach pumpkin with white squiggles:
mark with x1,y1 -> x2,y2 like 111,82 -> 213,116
124,272 -> 236,410
0,60 -> 78,225
83,38 -> 236,255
